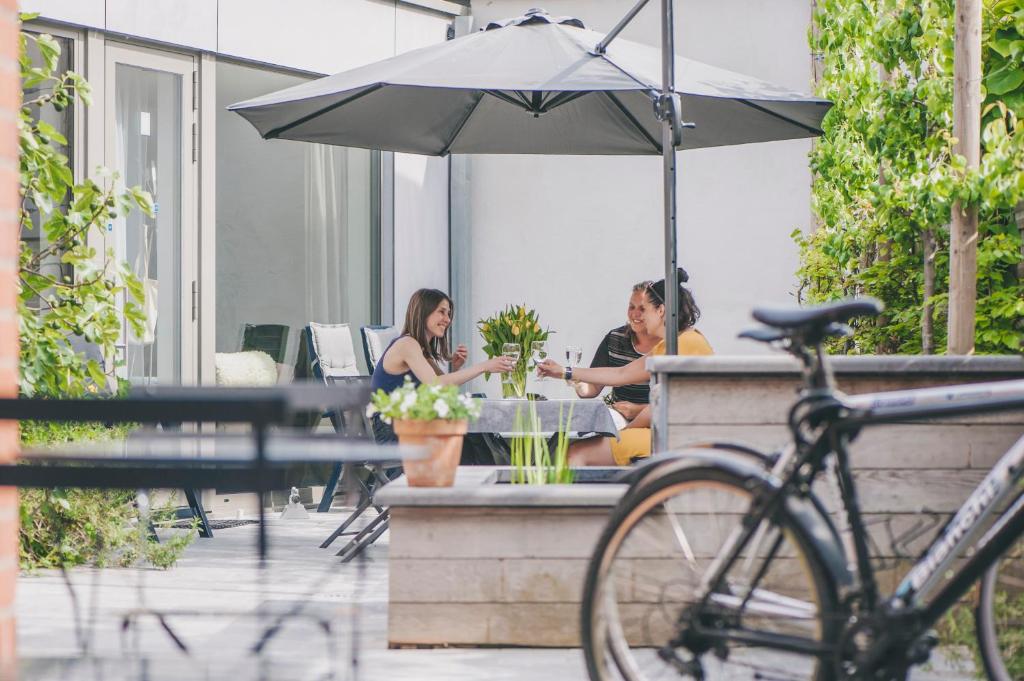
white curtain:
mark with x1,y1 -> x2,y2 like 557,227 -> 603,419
115,67 -> 157,374
304,144 -> 348,324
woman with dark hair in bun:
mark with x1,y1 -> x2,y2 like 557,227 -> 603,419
574,280 -> 661,429
536,268 -> 712,465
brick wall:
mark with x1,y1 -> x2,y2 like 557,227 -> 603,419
0,0 -> 18,677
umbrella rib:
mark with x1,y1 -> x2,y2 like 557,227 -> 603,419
263,83 -> 385,139
538,90 -> 591,113
735,98 -> 824,135
439,91 -> 486,156
603,92 -> 662,153
484,89 -> 531,111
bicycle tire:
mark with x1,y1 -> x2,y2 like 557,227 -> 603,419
975,530 -> 1024,681
581,460 -> 841,681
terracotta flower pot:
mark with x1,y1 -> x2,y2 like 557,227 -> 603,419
392,419 -> 468,487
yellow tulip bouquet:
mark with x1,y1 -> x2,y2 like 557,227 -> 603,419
477,304 -> 551,398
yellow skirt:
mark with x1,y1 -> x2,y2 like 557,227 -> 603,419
610,428 -> 652,466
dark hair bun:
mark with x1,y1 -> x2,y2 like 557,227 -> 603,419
677,267 -> 689,284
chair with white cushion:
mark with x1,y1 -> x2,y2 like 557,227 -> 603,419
308,322 -> 360,383
360,325 -> 400,373
306,323 -> 395,561
305,323 -> 362,513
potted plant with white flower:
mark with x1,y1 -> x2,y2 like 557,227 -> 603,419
366,377 -> 482,487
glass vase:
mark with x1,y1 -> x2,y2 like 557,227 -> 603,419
501,368 -> 528,399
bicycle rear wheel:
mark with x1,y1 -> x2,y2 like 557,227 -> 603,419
581,462 -> 840,681
976,526 -> 1024,680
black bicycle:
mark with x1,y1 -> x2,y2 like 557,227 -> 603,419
581,298 -> 1024,681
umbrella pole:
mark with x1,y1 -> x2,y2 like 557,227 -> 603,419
661,0 -> 680,355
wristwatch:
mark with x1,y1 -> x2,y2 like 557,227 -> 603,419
564,366 -> 574,382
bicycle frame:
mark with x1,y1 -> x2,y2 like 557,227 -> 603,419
836,386 -> 1024,625
686,377 -> 1024,668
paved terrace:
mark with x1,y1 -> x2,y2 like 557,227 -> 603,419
18,512 -> 976,680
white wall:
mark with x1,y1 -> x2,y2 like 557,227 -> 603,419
22,0 -> 459,73
218,0 -> 399,74
465,0 -> 815,399
393,7 -> 452,327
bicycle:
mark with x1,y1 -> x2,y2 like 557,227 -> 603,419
581,298 -> 1024,681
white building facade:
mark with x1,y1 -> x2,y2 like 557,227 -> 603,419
22,0 -> 816,396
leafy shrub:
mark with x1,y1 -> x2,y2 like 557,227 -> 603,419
19,422 -> 195,570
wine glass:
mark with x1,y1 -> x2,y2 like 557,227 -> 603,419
565,345 -> 582,385
501,342 -> 521,388
530,341 -> 547,381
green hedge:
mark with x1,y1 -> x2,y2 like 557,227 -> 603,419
19,422 -> 194,571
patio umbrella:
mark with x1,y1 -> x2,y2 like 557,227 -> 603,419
229,6 -> 831,351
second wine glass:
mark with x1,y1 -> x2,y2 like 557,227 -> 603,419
530,341 -> 547,382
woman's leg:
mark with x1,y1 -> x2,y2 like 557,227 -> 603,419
568,428 -> 653,467
568,437 -> 616,466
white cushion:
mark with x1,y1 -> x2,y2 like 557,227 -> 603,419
363,326 -> 400,368
309,322 -> 359,379
215,351 -> 279,387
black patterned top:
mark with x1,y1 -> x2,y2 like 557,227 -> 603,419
589,325 -> 649,404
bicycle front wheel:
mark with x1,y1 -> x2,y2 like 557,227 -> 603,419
976,526 -> 1024,680
581,462 -> 840,681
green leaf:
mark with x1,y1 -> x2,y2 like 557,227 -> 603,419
85,360 -> 107,387
986,64 -> 1024,96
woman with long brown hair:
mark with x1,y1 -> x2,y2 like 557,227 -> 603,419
370,288 -> 514,442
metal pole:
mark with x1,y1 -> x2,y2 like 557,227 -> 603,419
661,0 -> 679,354
592,0 -> 651,55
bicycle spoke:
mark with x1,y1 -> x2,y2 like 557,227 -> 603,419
583,472 -> 837,681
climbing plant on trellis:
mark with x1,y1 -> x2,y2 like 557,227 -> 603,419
797,0 -> 1023,354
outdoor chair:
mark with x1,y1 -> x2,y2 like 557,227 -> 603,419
308,322 -> 360,383
305,323 -> 362,509
306,323 -> 396,561
240,323 -> 290,364
360,325 -> 399,373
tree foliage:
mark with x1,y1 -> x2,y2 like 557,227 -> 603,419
18,22 -> 151,396
798,0 -> 1024,354
17,23 -> 192,571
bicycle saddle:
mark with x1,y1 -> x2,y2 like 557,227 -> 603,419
738,322 -> 852,344
751,298 -> 883,331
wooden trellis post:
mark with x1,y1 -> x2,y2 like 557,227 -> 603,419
947,0 -> 982,354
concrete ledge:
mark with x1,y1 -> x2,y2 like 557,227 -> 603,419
376,466 -> 628,507
647,354 -> 1024,377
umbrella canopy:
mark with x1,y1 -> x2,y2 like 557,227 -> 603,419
229,9 -> 831,155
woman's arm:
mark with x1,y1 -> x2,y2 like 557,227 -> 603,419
622,405 -> 651,429
394,338 -> 512,386
538,354 -> 649,388
576,334 -> 611,398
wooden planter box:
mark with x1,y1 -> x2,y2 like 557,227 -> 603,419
647,354 -> 1024,587
375,467 -> 627,647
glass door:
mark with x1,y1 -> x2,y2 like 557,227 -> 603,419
105,44 -> 196,385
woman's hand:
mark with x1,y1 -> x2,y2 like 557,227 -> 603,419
451,344 -> 468,371
483,355 -> 517,374
611,401 -> 645,421
537,358 -> 565,379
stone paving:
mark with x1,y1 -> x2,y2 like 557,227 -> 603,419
17,512 -> 976,681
